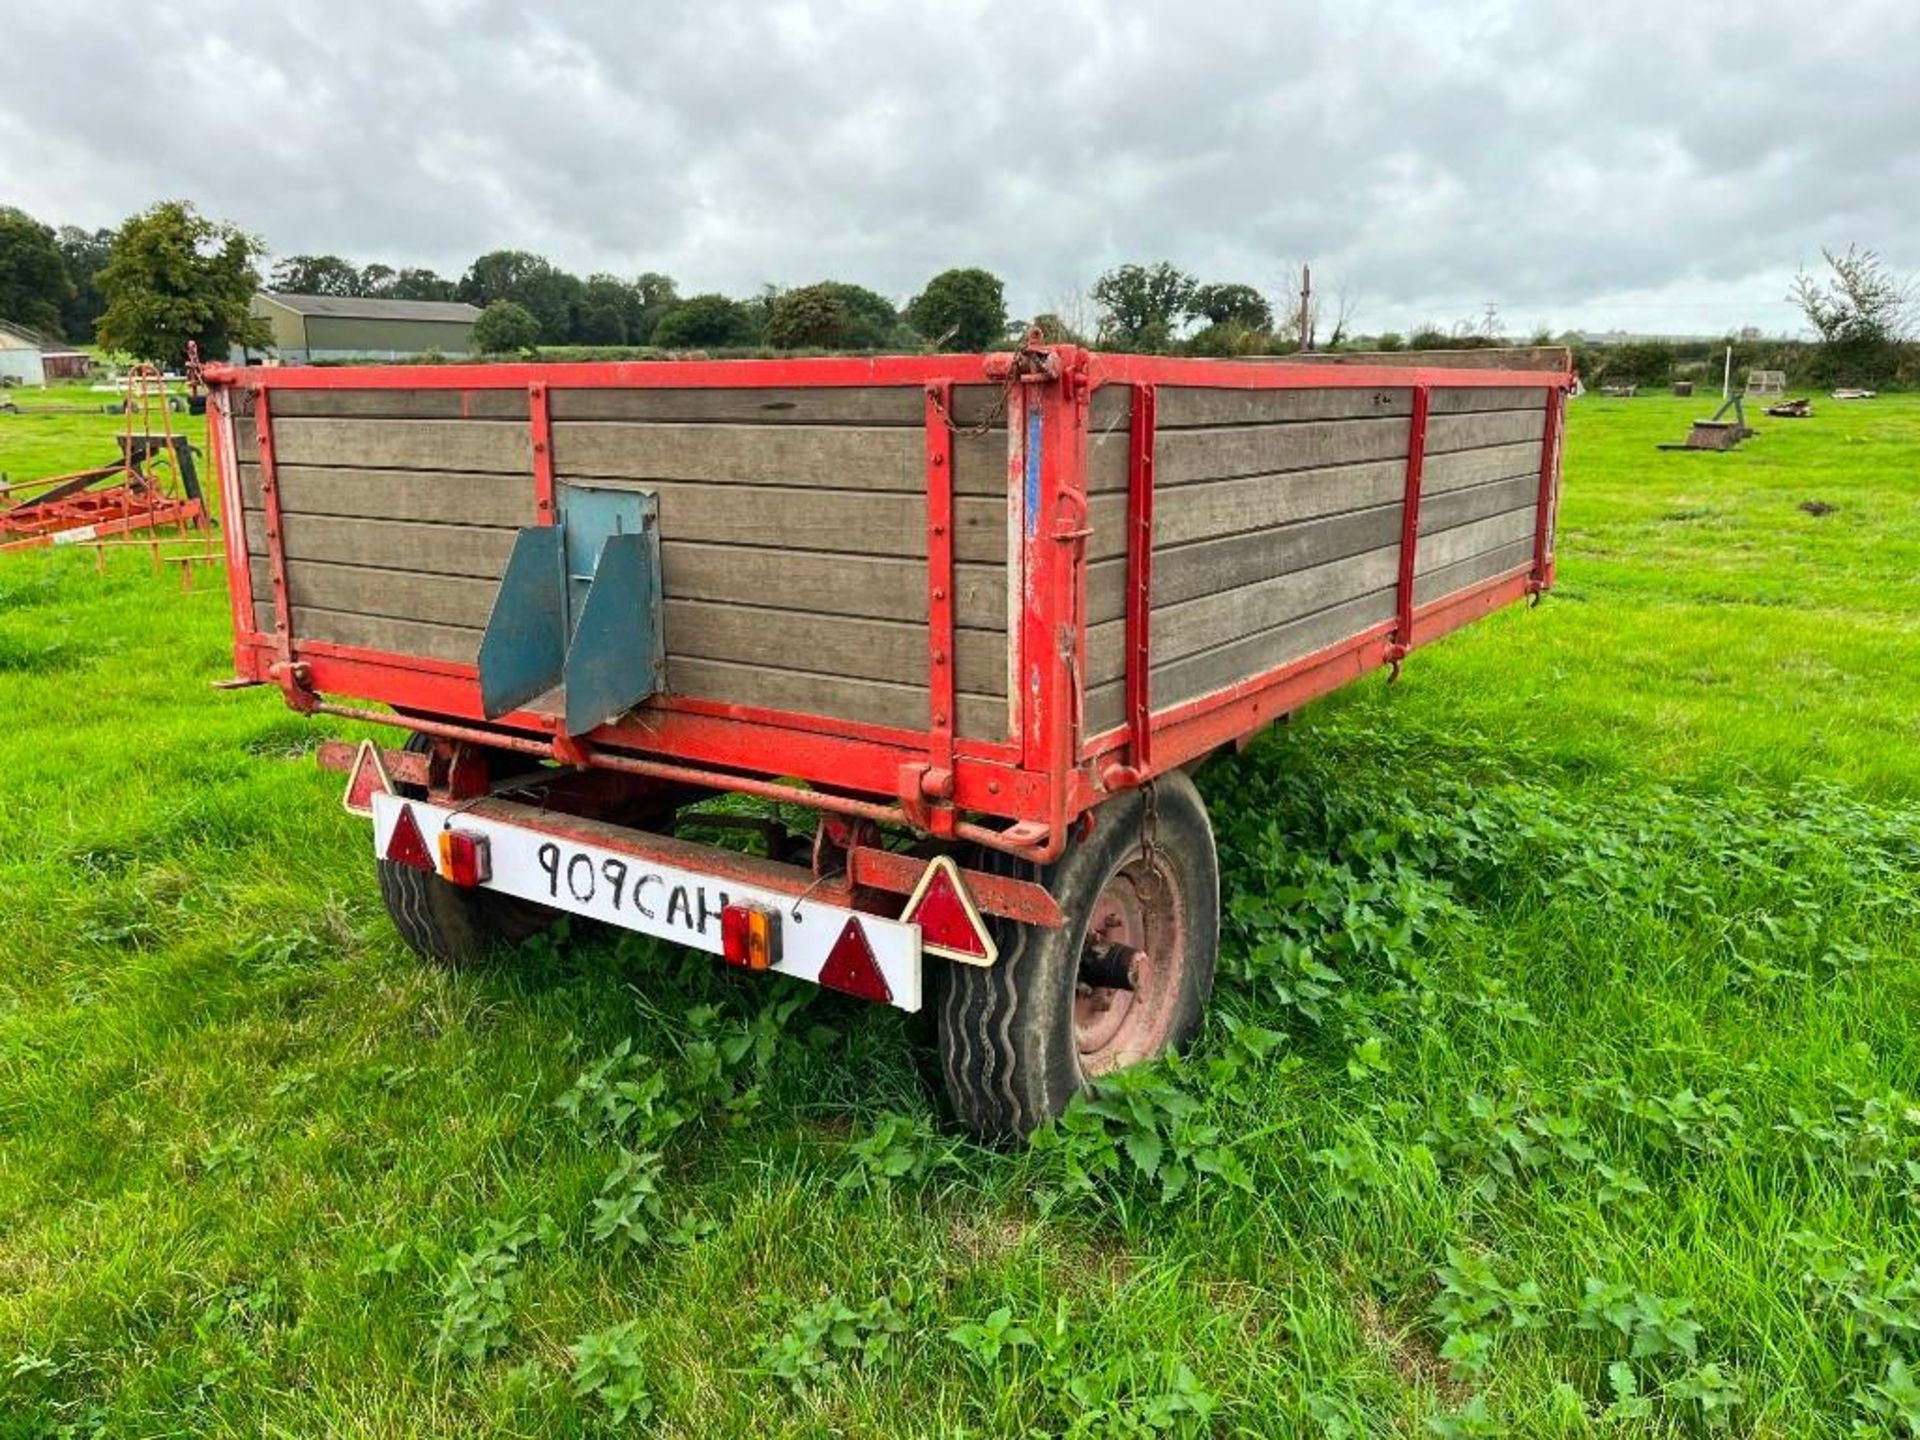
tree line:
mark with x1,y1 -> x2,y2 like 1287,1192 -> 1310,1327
3,198 -> 1912,384
0,199 -> 1325,367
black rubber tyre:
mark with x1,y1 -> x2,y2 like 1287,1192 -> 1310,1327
375,735 -> 555,967
935,771 -> 1219,1142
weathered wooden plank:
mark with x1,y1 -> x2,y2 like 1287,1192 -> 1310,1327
250,557 -> 495,629
659,543 -> 995,629
1155,417 -> 1408,485
1153,501 -> 1403,609
1086,557 -> 1127,628
1419,474 -> 1539,535
1152,458 -> 1406,549
1422,441 -> 1542,495
1415,507 -> 1536,574
253,549 -> 1010,642
1154,386 -> 1413,428
666,655 -> 1004,739
551,386 -> 927,426
554,422 -> 921,490
653,598 -> 1008,698
266,389 -> 530,421
1413,538 -> 1534,605
233,412 -> 259,464
1150,586 -> 1398,713
245,513 -> 517,578
241,463 -> 534,528
1425,407 -> 1545,453
1428,387 -> 1553,415
1083,616 -> 1127,690
260,602 -> 483,666
1150,545 -> 1401,666
269,418 -> 532,474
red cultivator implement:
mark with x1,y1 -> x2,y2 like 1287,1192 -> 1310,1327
1,364 -> 211,553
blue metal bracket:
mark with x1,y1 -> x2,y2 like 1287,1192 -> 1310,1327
477,483 -> 664,735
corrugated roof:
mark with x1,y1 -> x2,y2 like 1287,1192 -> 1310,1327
0,317 -> 65,349
258,293 -> 482,322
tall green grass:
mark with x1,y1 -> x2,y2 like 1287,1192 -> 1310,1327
0,393 -> 1916,1435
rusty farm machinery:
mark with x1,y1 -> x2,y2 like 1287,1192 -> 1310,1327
1,362 -> 223,580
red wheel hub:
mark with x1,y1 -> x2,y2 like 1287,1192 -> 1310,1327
1074,851 -> 1186,1075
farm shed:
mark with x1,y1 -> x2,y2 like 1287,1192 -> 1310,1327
240,294 -> 482,365
0,318 -> 82,386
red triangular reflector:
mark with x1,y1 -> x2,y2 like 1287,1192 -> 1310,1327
342,739 -> 392,817
384,802 -> 435,872
818,917 -> 892,1004
902,856 -> 998,966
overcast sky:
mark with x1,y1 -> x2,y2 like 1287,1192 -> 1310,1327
3,1 -> 1914,338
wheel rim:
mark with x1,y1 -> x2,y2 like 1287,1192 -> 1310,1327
1074,851 -> 1187,1075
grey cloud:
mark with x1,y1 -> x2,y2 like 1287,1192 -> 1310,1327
2,0 -> 1913,335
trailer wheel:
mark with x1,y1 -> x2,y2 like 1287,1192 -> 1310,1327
375,736 -> 555,967
936,771 -> 1218,1142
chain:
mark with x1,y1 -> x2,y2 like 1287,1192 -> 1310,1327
927,371 -> 1016,437
1137,777 -> 1163,898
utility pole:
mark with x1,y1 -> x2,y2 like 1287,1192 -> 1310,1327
1297,264 -> 1313,352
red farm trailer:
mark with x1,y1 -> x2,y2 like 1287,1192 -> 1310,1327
203,341 -> 1569,1139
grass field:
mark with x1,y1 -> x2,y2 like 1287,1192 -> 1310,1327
1,388 -> 1917,1437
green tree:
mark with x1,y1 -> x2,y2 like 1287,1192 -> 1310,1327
387,267 -> 456,301
651,293 -> 751,348
458,250 -> 580,343
629,271 -> 680,344
95,200 -> 268,366
1091,262 -> 1197,351
1790,244 -> 1915,384
766,281 -> 902,350
1187,282 -> 1272,331
56,225 -> 112,342
269,254 -> 362,296
1185,321 -> 1264,357
0,206 -> 70,336
472,299 -> 542,355
906,267 -> 1007,350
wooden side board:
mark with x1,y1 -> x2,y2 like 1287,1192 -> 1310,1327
235,383 -> 1029,739
1087,384 -> 1550,723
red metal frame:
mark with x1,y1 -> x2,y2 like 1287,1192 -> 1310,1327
529,381 -> 556,523
252,388 -> 294,664
1530,384 -> 1566,593
921,380 -> 957,833
1386,384 -> 1433,665
1113,381 -> 1156,785
205,347 -> 1567,862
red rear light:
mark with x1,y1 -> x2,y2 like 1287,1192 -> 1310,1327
437,829 -> 492,888
721,902 -> 780,971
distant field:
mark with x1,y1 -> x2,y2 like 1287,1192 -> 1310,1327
0,390 -> 1916,1436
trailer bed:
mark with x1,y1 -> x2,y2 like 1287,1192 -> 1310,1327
207,346 -> 1566,861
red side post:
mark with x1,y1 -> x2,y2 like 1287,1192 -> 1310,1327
1387,384 -> 1432,666
1119,381 -> 1156,782
253,387 -> 293,662
923,380 -> 957,834
1530,385 -> 1564,594
529,381 -> 556,523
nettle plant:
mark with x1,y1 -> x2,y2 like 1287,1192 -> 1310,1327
433,1214 -> 560,1363
1795,1234 -> 1920,1434
755,1285 -> 920,1393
